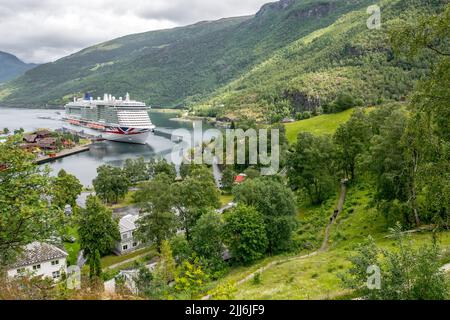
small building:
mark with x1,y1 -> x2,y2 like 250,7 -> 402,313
19,143 -> 39,152
35,130 -> 52,139
7,242 -> 68,281
62,139 -> 73,148
23,134 -> 38,143
37,137 -> 57,150
234,173 -> 247,184
114,215 -> 141,255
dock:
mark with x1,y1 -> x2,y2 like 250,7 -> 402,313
35,144 -> 91,164
153,129 -> 183,142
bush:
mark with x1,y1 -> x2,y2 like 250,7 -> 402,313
333,93 -> 356,112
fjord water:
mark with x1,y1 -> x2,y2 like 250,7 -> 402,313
0,108 -> 213,186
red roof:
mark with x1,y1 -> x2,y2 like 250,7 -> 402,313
234,174 -> 247,184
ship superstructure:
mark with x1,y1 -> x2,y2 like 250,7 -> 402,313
64,93 -> 155,144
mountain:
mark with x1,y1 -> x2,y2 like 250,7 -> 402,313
0,51 -> 37,83
0,0 -> 378,108
0,0 -> 443,118
194,0 -> 443,122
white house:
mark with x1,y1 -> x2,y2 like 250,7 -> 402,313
114,214 -> 140,255
7,242 -> 68,281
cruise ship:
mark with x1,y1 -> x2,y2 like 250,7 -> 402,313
64,93 -> 155,144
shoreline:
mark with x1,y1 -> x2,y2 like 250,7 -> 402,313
34,144 -> 92,164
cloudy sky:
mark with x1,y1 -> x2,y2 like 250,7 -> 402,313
0,0 -> 269,63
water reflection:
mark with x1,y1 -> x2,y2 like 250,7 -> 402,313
0,108 -> 214,186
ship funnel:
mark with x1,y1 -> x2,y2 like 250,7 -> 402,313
125,92 -> 130,101
103,94 -> 108,101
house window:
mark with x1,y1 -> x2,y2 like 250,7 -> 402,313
16,268 -> 25,274
122,233 -> 128,240
32,264 -> 41,270
51,260 -> 59,266
133,242 -> 137,247
122,245 -> 128,251
52,271 -> 60,279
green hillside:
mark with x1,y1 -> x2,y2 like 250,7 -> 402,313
285,108 -> 354,143
0,51 -> 37,83
211,184 -> 450,300
194,0 -> 443,122
0,0 -> 382,108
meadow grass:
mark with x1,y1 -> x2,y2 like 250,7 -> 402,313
101,247 -> 156,269
220,194 -> 234,206
210,183 -> 450,300
284,109 -> 354,143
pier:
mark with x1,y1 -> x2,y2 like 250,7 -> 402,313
34,144 -> 91,164
153,129 -> 183,142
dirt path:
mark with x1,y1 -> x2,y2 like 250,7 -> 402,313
320,181 -> 347,251
202,180 -> 348,300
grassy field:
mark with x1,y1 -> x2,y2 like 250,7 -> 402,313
207,183 -> 450,300
284,109 -> 354,144
101,247 -> 155,269
220,194 -> 234,207
64,227 -> 80,266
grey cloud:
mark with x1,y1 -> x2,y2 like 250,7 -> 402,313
136,0 -> 269,24
0,0 -> 269,63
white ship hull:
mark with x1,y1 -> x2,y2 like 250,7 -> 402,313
64,118 -> 154,145
102,130 -> 151,144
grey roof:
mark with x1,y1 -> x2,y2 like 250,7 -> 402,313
10,242 -> 68,268
119,214 -> 138,234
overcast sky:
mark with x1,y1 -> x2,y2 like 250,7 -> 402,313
0,0 -> 269,63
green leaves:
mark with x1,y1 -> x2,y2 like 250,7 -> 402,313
191,211 -> 225,268
287,132 -> 337,204
222,205 -> 268,264
93,165 -> 130,204
78,195 -> 120,278
233,177 -> 296,253
52,169 -> 83,209
134,174 -> 178,252
0,142 -> 63,267
334,109 -> 372,180
342,233 -> 448,300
